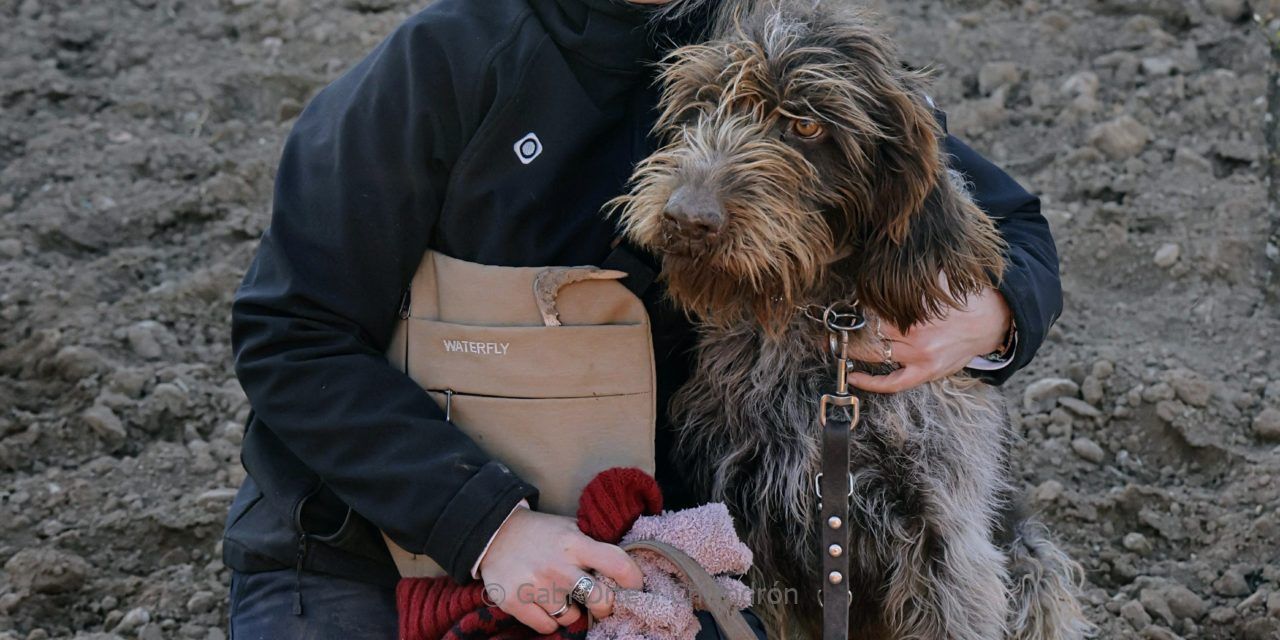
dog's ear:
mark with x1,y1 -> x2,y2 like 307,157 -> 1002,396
869,91 -> 943,246
813,13 -> 942,244
817,17 -> 1006,330
855,180 -> 1007,332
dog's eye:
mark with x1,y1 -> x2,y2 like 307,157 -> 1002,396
789,118 -> 824,139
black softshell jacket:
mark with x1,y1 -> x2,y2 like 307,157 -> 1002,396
224,0 -> 1063,587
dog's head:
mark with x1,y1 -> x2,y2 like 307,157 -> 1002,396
613,4 -> 1005,334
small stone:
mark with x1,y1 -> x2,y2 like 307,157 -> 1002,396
1121,599 -> 1153,629
1141,587 -> 1175,625
1088,115 -> 1152,160
1174,147 -> 1213,172
1266,590 -> 1280,616
1169,370 -> 1212,407
1033,479 -> 1065,504
277,97 -> 303,121
1209,606 -> 1237,623
4,548 -> 91,594
1060,71 -> 1099,99
115,607 -> 150,633
1082,376 -> 1105,405
50,346 -> 107,380
0,591 -> 23,614
126,321 -> 169,360
1024,378 -> 1081,413
1141,57 -> 1176,76
1214,569 -> 1251,597
196,488 -> 238,509
979,62 -> 1020,94
1252,408 -> 1280,441
1140,625 -> 1184,640
1060,397 -> 1102,418
186,590 -> 218,614
1153,243 -> 1180,268
150,382 -> 189,415
139,622 -> 165,640
218,421 -> 244,445
0,238 -> 22,258
0,193 -> 14,211
1142,382 -> 1176,403
1203,0 -> 1249,20
1165,583 -> 1207,620
82,405 -> 126,440
1123,532 -> 1152,554
1071,437 -> 1105,463
1243,618 -> 1280,640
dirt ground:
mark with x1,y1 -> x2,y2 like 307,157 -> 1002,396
1,0 -> 1277,638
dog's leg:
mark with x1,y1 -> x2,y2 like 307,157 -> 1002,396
999,501 -> 1094,640
879,512 -> 1010,640
861,383 -> 1012,640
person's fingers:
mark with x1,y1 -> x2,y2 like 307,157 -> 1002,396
541,598 -> 581,627
538,561 -> 615,621
845,339 -> 896,363
506,597 -> 559,635
848,365 -> 933,394
579,576 -> 616,621
576,540 -> 644,590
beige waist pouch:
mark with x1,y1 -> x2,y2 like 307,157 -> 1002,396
382,250 -> 657,578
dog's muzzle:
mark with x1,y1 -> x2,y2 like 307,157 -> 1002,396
661,184 -> 725,251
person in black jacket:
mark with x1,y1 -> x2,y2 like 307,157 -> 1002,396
223,0 -> 1063,637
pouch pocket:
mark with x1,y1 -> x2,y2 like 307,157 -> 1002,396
425,390 -> 655,516
403,319 -> 652,399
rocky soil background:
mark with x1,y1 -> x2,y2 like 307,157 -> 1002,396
0,0 -> 1277,638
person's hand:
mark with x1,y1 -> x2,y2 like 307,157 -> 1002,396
848,282 -> 1011,394
477,508 -> 644,633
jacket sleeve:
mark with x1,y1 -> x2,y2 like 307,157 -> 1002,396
231,20 -> 537,582
944,135 -> 1063,386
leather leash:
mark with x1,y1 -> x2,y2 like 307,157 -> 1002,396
802,302 -> 865,640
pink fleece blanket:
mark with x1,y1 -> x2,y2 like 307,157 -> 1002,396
587,503 -> 754,640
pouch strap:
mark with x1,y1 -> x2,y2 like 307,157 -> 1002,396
621,540 -> 758,640
819,408 -> 853,639
601,242 -> 657,299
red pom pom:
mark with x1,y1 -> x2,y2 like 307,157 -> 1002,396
577,467 -> 663,543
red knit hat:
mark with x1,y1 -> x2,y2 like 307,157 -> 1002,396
577,467 -> 663,544
397,468 -> 664,640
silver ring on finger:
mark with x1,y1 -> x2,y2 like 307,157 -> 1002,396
548,598 -> 573,619
568,576 -> 596,606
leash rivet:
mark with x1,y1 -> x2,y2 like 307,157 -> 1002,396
828,571 -> 844,585
827,544 -> 843,558
827,516 -> 842,529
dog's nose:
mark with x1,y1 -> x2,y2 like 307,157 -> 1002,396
662,186 -> 725,239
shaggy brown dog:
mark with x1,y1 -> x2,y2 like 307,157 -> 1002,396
612,4 -> 1091,639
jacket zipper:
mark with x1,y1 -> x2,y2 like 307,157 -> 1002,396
398,288 -> 411,319
293,532 -> 308,615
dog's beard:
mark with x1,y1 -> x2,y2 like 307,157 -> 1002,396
612,127 -> 838,334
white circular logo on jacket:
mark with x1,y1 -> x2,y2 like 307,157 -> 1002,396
514,132 -> 542,165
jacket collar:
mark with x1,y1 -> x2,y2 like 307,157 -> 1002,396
530,0 -> 711,75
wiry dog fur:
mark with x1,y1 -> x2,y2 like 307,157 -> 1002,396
612,4 -> 1092,639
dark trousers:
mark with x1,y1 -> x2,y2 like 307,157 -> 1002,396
229,569 -> 768,639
